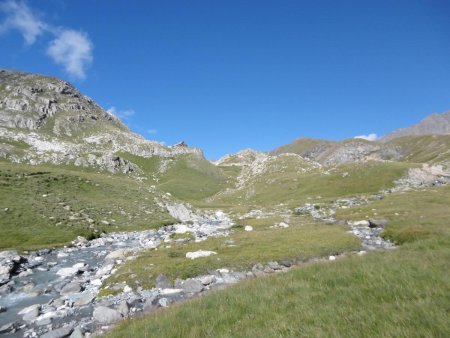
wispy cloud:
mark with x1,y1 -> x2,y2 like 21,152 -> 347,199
0,0 -> 93,80
354,133 -> 378,141
47,29 -> 93,80
146,128 -> 158,135
107,106 -> 136,121
0,0 -> 46,45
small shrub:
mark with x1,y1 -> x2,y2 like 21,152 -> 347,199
394,226 -> 432,244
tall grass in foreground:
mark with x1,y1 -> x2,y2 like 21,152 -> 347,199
109,238 -> 449,337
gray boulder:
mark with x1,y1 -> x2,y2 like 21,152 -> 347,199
70,328 -> 84,338
181,279 -> 204,294
117,300 -> 129,317
40,326 -> 73,338
93,306 -> 122,324
155,274 -> 171,289
18,304 -> 40,322
60,282 -> 82,296
73,292 -> 95,306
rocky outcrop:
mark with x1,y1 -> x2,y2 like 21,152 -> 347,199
0,69 -> 203,173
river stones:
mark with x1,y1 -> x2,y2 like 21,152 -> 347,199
155,274 -> 171,289
180,279 -> 204,294
73,291 -> 96,306
40,325 -> 73,338
93,306 -> 122,324
185,250 -> 216,259
18,304 -> 40,322
60,282 -> 82,295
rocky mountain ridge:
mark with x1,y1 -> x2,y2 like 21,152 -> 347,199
381,110 -> 450,142
0,69 -> 202,173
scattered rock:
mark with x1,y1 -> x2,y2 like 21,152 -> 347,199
73,292 -> 95,306
40,325 -> 73,338
70,328 -> 84,338
160,288 -> 183,295
60,282 -> 82,295
158,297 -> 169,307
352,220 -> 370,227
244,225 -> 253,232
105,249 -> 128,262
199,275 -> 216,285
186,250 -> 217,260
267,261 -> 281,270
181,279 -> 204,293
117,300 -> 130,317
56,263 -> 85,277
155,274 -> 171,289
0,322 -> 16,334
18,304 -> 40,322
93,306 -> 122,324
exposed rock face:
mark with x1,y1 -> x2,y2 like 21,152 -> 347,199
0,69 -> 124,134
382,111 -> 450,142
214,149 -> 268,166
0,69 -> 203,172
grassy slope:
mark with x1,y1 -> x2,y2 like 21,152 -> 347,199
269,137 -> 334,156
117,152 -> 238,202
0,161 -> 175,250
109,186 -> 450,338
209,161 -> 412,210
386,134 -> 450,164
157,155 -> 236,201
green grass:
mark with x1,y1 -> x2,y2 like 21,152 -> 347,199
108,183 -> 450,338
109,237 -> 450,338
102,217 -> 360,290
0,137 -> 30,150
157,155 -> 237,202
386,134 -> 450,164
0,162 -> 175,250
336,184 -> 450,244
210,161 -> 412,209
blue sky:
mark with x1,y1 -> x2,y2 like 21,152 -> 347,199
1,0 -> 449,159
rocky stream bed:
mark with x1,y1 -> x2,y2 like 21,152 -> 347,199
0,204 -> 394,338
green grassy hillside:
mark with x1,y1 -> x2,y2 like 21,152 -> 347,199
386,134 -> 450,164
209,161 -> 412,210
0,161 -> 175,250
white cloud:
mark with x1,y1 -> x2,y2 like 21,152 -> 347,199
0,0 -> 46,45
354,133 -> 378,141
0,1 -> 94,80
146,128 -> 158,135
107,106 -> 136,120
47,29 -> 93,80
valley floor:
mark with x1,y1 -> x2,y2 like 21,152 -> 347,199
108,185 -> 450,338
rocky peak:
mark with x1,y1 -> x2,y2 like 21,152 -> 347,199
381,110 -> 450,142
0,69 -> 126,135
214,149 -> 267,166
0,69 -> 203,173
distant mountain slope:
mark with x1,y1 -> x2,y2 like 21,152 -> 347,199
381,110 -> 450,142
269,138 -> 403,165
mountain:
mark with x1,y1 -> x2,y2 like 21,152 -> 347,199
0,69 -> 202,173
381,110 -> 450,142
269,137 -> 404,165
268,111 -> 450,166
